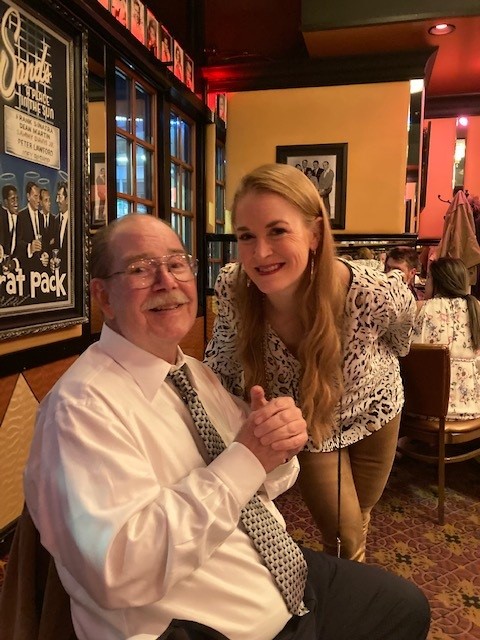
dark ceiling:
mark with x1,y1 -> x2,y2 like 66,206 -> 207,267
201,0 -> 480,104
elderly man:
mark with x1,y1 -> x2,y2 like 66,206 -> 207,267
24,214 -> 430,640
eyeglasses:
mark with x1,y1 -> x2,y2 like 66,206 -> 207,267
104,254 -> 198,288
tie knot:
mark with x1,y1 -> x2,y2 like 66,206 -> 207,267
167,365 -> 191,394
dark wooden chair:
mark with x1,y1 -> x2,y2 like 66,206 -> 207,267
0,505 -> 77,640
397,343 -> 480,524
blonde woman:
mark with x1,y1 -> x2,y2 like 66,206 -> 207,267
204,163 -> 416,562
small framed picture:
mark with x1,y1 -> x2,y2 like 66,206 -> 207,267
184,54 -> 194,91
130,0 -> 145,44
217,93 -> 227,122
111,0 -> 129,28
145,10 -> 159,57
160,25 -> 173,63
173,40 -> 184,81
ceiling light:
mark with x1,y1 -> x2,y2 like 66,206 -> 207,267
428,23 -> 455,36
456,117 -> 469,127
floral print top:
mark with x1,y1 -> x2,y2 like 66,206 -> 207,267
412,297 -> 480,419
204,261 -> 416,452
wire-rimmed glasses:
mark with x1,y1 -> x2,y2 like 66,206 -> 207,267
104,253 -> 198,289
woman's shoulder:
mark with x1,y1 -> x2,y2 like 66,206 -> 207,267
214,261 -> 241,296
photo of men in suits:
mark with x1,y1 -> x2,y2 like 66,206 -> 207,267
0,184 -> 21,260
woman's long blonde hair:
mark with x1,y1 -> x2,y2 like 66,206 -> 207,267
232,163 -> 346,444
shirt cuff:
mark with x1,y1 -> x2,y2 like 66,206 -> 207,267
208,442 -> 266,508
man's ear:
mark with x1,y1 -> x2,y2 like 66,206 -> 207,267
90,278 -> 115,320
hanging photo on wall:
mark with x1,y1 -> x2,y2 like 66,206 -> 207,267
184,54 -> 194,91
0,0 -> 88,339
173,40 -> 184,81
130,0 -> 145,44
145,9 -> 158,57
276,143 -> 348,230
159,24 -> 172,64
111,0 -> 128,28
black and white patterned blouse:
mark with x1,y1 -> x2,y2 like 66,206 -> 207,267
204,261 -> 416,452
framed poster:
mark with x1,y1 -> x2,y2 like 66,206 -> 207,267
159,24 -> 172,64
276,143 -> 348,230
130,0 -> 145,45
145,9 -> 158,58
184,53 -> 194,91
0,0 -> 88,339
173,39 -> 184,81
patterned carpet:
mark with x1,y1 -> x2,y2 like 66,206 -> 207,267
275,455 -> 480,640
0,457 -> 478,638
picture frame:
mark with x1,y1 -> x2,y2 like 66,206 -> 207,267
159,24 -> 172,64
217,93 -> 227,122
111,0 -> 129,28
184,53 -> 194,92
0,0 -> 89,339
145,9 -> 159,58
130,0 -> 145,45
90,154 -> 107,228
276,143 -> 348,230
173,40 -> 184,82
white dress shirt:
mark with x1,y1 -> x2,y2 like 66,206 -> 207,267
24,325 -> 298,640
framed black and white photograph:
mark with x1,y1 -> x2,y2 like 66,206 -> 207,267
276,143 -> 348,230
0,0 -> 88,339
90,154 -> 106,227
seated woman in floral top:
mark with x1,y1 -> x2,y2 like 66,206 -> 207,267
413,257 -> 480,419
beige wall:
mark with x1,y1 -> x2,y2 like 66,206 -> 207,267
225,82 -> 411,234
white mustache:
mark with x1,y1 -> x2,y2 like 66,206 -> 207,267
142,292 -> 190,311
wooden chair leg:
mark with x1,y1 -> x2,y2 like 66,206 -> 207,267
437,427 -> 446,525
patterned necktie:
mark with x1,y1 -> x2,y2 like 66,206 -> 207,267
167,365 -> 308,616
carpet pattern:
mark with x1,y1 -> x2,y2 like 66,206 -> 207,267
275,456 -> 480,640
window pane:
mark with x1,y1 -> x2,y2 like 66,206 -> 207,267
136,147 -> 152,199
171,212 -> 181,236
170,162 -> 178,208
117,198 -> 130,218
115,70 -> 131,133
116,135 -> 131,193
135,204 -> 149,214
216,145 -> 225,180
183,216 -> 193,253
215,184 -> 225,222
135,84 -> 151,142
180,120 -> 191,163
182,168 -> 192,211
170,113 -> 179,157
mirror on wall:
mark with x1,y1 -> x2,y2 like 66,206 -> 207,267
405,79 -> 424,234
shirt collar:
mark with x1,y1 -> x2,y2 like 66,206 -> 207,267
99,324 -> 186,401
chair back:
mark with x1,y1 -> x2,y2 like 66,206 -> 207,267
399,344 -> 450,418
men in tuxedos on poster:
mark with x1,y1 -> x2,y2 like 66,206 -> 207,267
0,185 -> 22,261
54,181 -> 69,272
39,188 -> 58,252
318,160 -> 335,217
17,181 -> 48,270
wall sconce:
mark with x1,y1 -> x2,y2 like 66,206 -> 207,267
428,23 -> 456,36
456,116 -> 469,127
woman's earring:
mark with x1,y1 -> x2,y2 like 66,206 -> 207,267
246,276 -> 252,288
310,250 -> 316,280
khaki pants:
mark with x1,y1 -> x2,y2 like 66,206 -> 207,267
298,413 -> 401,562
